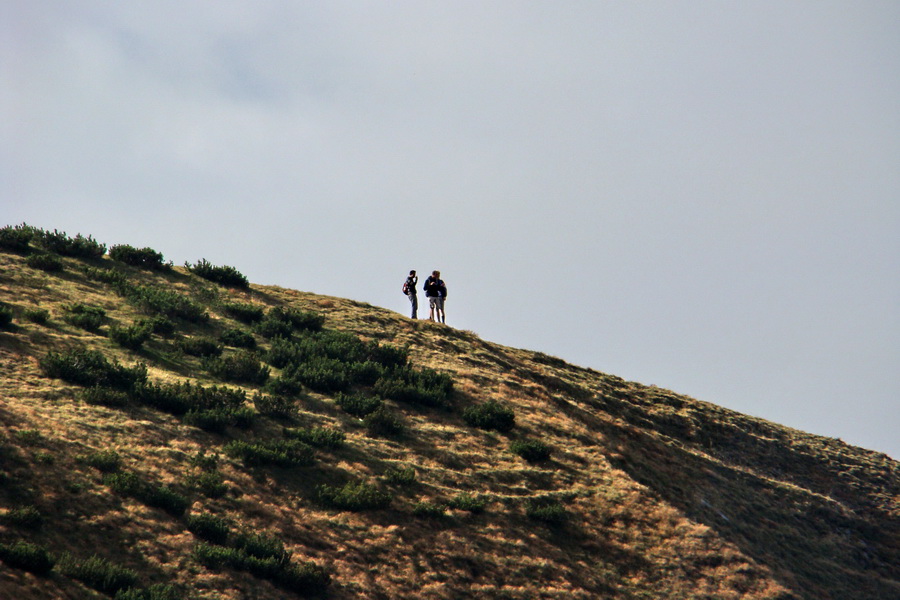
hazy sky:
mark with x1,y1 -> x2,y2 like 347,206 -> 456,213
3,1 -> 898,458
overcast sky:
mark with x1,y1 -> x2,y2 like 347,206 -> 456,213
3,1 -> 898,458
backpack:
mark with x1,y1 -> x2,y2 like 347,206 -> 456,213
402,281 -> 409,295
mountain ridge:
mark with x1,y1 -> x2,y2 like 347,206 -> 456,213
0,226 -> 897,599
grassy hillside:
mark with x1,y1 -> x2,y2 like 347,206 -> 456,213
1,225 -> 897,599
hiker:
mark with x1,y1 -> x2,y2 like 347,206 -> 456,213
423,270 -> 447,323
403,269 -> 418,319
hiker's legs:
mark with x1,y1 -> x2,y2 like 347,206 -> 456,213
438,298 -> 445,323
428,296 -> 438,321
408,294 -> 417,319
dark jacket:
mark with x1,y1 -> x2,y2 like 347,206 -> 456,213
404,276 -> 417,295
423,276 -> 446,298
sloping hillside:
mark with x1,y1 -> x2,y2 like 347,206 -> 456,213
1,226 -> 897,600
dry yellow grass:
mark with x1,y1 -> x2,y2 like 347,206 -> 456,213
0,248 -> 897,599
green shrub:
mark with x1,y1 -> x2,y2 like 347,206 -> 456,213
109,244 -> 170,270
139,315 -> 176,336
189,450 -> 219,471
317,480 -> 391,511
413,501 -> 447,518
58,553 -> 137,595
253,317 -> 294,339
364,407 -> 404,437
284,426 -> 345,449
33,228 -> 106,259
221,302 -> 264,323
40,347 -> 147,389
205,350 -> 270,385
463,400 -> 516,433
448,493 -> 487,514
63,303 -> 106,332
0,540 -> 55,575
274,561 -> 331,596
103,471 -> 190,517
0,223 -> 34,253
288,357 -> 350,393
23,308 -> 50,324
253,393 -> 296,420
267,306 -> 324,332
233,532 -> 290,564
110,323 -> 152,351
179,336 -> 223,357
184,406 -> 255,433
79,386 -> 130,408
510,439 -> 553,463
224,439 -> 315,468
186,512 -> 233,545
0,303 -> 13,329
191,470 -> 228,498
186,259 -> 249,289
81,264 -> 129,286
3,506 -> 43,529
114,584 -> 181,600
262,375 -> 303,398
374,367 -> 454,408
193,543 -> 329,595
83,450 -> 122,473
336,392 -> 383,418
132,380 -> 248,417
525,498 -> 567,525
220,327 -> 256,349
26,252 -> 64,272
14,428 -> 42,446
384,466 -> 417,486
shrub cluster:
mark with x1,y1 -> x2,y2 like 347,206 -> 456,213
336,392 -> 383,418
283,426 -> 345,450
253,393 -> 296,420
25,252 -> 64,272
463,400 -> 516,433
186,512 -> 233,545
525,498 -> 567,525
510,439 -> 553,463
2,506 -> 43,529
383,466 -> 416,486
32,228 -> 106,259
413,501 -> 447,518
0,303 -> 13,329
117,282 -> 208,323
63,303 -> 106,332
179,336 -> 223,357
224,439 -> 315,468
24,308 -> 50,325
83,449 -> 123,473
0,224 -> 34,253
110,322 -> 153,351
373,366 -> 453,408
79,386 -> 130,408
109,244 -> 170,270
104,470 -> 190,517
0,540 -> 55,575
220,327 -> 256,349
204,350 -> 270,385
57,553 -> 138,595
317,480 -> 392,511
191,470 -> 228,498
221,301 -> 264,323
254,306 -> 324,339
114,584 -> 181,600
363,407 -> 404,437
186,259 -> 249,289
40,347 -> 148,389
448,493 -> 487,514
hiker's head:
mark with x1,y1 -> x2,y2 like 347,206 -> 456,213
433,270 -> 440,278
409,270 -> 416,276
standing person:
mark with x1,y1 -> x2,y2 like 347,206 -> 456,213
423,270 -> 447,323
403,270 -> 418,319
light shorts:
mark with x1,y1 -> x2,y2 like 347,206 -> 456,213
428,296 -> 444,310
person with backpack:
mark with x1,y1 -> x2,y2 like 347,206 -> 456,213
403,270 -> 418,319
423,270 -> 447,323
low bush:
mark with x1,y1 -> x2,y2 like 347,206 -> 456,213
79,386 -> 130,408
191,470 -> 228,498
110,323 -> 152,351
205,351 -> 270,385
267,306 -> 324,332
108,244 -> 170,270
184,406 -> 255,433
336,392 -> 383,418
287,357 -> 350,393
2,506 -> 43,529
139,315 -> 176,336
0,303 -> 13,329
179,336 -> 223,357
463,400 -> 516,433
81,264 -> 129,286
384,466 -> 417,486
193,543 -> 330,596
63,303 -> 106,332
58,553 -> 137,595
284,426 -> 345,449
132,380 -> 248,418
104,471 -> 190,517
253,393 -> 296,420
374,367 -> 454,408
525,498 -> 567,525
26,252 -> 64,272
317,480 -> 391,511
364,407 -> 404,437
510,439 -> 553,463
113,584 -> 181,600
448,493 -> 488,514
186,512 -> 233,545
413,501 -> 447,518
23,308 -> 50,324
262,375 -> 303,398
40,347 -> 148,389
220,327 -> 256,349
0,223 -> 33,253
83,449 -> 122,473
186,259 -> 249,289
221,302 -> 264,323
234,532 -> 290,565
33,228 -> 106,259
253,317 -> 294,339
0,540 -> 55,575
224,439 -> 315,468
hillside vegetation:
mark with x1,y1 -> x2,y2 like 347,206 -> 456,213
0,224 -> 897,600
